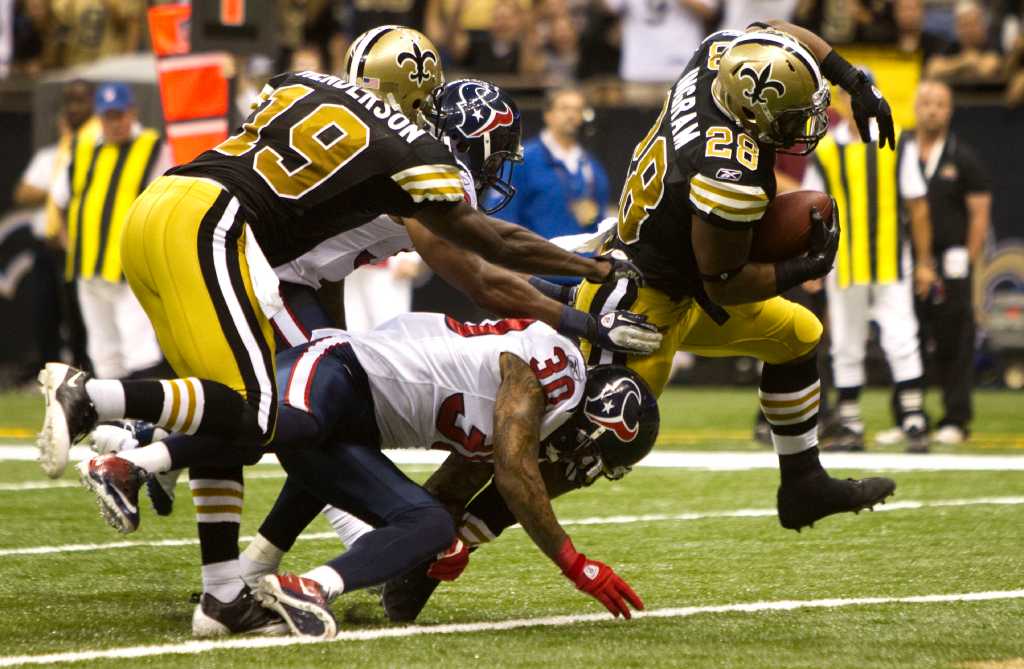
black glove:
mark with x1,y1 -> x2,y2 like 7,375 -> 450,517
527,276 -> 576,305
820,51 -> 896,150
774,198 -> 840,294
595,252 -> 645,286
557,307 -> 662,355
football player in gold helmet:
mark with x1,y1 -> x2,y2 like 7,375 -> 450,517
343,25 -> 445,125
569,20 -> 898,533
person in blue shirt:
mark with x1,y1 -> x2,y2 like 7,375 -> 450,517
492,87 -> 610,240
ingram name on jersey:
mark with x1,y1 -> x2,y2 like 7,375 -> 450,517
613,31 -> 778,300
288,313 -> 586,461
169,71 -> 464,266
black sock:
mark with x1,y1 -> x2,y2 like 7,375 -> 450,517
760,355 -> 822,456
190,466 -> 244,566
778,446 -> 825,484
458,480 -> 517,545
122,378 -> 266,440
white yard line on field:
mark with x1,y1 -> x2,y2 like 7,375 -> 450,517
2,496 -> 1023,557
3,444 -> 1024,475
0,589 -> 1022,667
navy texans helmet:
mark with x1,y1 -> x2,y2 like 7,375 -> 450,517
423,78 -> 523,214
543,366 -> 659,486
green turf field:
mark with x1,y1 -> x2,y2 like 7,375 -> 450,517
0,388 -> 1022,668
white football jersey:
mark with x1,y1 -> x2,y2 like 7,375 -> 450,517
274,163 -> 477,289
310,313 -> 586,461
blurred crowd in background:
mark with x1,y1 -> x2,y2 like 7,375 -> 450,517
3,0 -> 1024,105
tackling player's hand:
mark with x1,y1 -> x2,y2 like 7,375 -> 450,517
595,253 -> 645,286
426,538 -> 470,581
591,311 -> 662,355
556,538 -> 644,619
848,72 -> 896,150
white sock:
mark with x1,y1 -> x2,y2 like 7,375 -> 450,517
202,559 -> 245,603
239,534 -> 285,586
117,441 -> 172,474
322,506 -> 373,549
85,380 -> 126,420
303,565 -> 344,602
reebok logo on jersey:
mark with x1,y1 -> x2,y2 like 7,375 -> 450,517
715,168 -> 743,182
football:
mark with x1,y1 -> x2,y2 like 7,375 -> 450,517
749,190 -> 833,263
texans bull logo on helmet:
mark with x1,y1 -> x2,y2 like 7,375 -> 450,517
449,80 -> 516,139
582,376 -> 643,442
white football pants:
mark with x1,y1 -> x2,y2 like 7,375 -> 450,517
826,269 -> 923,389
77,278 -> 162,379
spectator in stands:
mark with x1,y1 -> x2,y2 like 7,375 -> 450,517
544,9 -> 580,85
719,0 -> 797,32
277,0 -> 344,74
926,0 -> 1004,84
1008,34 -> 1024,106
50,0 -> 146,68
50,83 -> 169,379
605,0 -> 717,84
893,0 -> 953,66
576,0 -> 621,82
447,1 -> 545,75
909,79 -> 991,444
495,87 -> 609,241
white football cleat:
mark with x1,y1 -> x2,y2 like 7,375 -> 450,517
37,363 -> 97,478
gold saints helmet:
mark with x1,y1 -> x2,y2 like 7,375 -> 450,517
344,25 -> 444,125
712,29 -> 830,154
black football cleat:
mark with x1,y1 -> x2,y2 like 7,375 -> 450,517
255,573 -> 337,639
37,363 -> 98,478
821,425 -> 866,452
777,471 -> 896,531
77,454 -> 145,533
146,469 -> 182,516
381,558 -> 441,623
905,425 -> 931,454
192,585 -> 289,637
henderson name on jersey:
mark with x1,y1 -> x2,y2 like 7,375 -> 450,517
283,314 -> 587,462
614,30 -> 777,301
169,70 -> 465,266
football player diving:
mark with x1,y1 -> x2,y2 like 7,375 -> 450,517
378,20 -> 904,621
63,27 -> 660,637
245,313 -> 660,639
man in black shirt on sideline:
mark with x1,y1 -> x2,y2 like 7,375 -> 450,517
909,79 -> 992,444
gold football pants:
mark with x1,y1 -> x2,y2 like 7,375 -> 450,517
120,175 -> 277,435
574,279 -> 823,396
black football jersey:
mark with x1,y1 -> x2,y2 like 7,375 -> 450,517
169,71 -> 463,265
612,31 -> 777,301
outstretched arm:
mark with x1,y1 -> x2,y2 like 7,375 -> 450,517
492,353 -> 643,618
415,200 -> 641,284
407,218 -> 661,354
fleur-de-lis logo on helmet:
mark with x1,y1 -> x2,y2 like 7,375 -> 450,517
396,41 -> 438,86
738,62 -> 786,105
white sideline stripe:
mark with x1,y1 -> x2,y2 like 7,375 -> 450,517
1,589 -> 1022,667
4,445 -> 1024,472
2,496 -> 1022,557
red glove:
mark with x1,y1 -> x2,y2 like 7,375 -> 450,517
427,538 -> 470,581
555,537 -> 644,619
